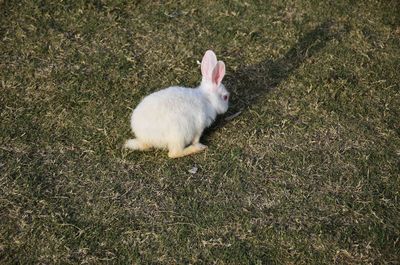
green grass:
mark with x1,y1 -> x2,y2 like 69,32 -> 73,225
1,0 -> 399,264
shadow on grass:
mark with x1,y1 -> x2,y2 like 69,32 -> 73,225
204,20 -> 348,139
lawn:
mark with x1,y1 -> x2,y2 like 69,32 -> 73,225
1,0 -> 399,264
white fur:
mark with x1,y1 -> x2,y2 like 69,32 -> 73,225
125,50 -> 229,157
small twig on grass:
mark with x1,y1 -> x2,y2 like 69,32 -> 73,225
224,111 -> 242,121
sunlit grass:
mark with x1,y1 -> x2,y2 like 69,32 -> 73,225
1,0 -> 399,263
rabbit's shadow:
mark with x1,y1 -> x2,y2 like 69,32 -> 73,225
202,20 -> 349,142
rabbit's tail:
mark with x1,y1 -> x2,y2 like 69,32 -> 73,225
124,139 -> 150,150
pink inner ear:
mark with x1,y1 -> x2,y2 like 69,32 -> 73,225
212,61 -> 225,86
201,50 -> 217,80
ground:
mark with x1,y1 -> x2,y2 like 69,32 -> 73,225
1,0 -> 399,264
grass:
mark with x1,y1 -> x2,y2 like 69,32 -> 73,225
1,0 -> 399,264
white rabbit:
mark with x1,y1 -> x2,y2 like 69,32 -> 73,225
124,50 -> 229,158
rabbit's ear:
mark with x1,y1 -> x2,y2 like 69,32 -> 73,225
201,50 -> 218,80
212,61 -> 225,86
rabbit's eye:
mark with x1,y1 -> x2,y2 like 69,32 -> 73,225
223,95 -> 228,101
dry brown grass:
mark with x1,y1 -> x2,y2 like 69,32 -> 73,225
1,0 -> 399,264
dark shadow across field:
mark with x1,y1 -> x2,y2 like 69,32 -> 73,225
203,20 -> 348,140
